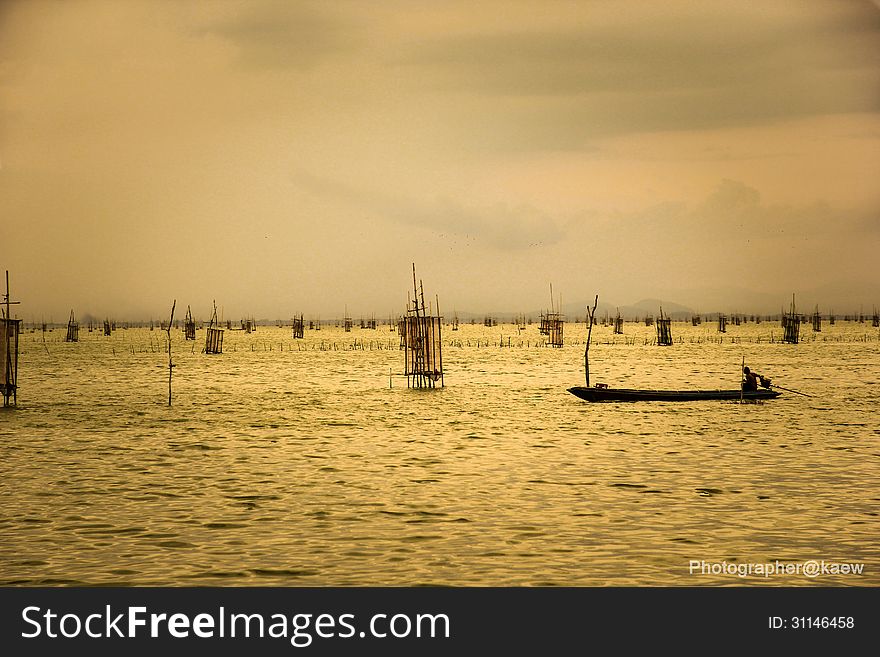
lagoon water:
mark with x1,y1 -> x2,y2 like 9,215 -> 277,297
2,321 -> 878,586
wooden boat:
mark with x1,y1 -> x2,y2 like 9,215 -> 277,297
571,295 -> 784,403
567,386 -> 781,402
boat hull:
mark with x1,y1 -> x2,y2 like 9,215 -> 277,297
567,386 -> 782,402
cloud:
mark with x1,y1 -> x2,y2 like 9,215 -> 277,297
291,170 -> 565,250
599,179 -> 845,246
390,1 -> 880,148
401,2 -> 880,98
560,178 -> 877,298
195,0 -> 362,70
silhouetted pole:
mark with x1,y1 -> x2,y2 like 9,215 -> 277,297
167,300 -> 176,406
584,295 -> 598,387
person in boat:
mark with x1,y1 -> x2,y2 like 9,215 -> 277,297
742,366 -> 759,392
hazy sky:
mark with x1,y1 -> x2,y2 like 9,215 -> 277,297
2,0 -> 878,320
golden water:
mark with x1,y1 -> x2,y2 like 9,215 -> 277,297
2,321 -> 878,585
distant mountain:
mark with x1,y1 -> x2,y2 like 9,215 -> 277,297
621,298 -> 695,319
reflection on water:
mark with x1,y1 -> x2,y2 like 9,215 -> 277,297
1,322 -> 878,585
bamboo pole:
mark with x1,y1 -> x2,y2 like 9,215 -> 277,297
584,295 -> 598,387
437,294 -> 444,387
167,300 -> 176,406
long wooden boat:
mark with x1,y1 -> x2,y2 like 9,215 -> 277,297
567,386 -> 782,402
572,295 -> 785,403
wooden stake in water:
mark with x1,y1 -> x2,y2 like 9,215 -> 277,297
167,300 -> 176,406
584,295 -> 598,387
740,355 -> 744,404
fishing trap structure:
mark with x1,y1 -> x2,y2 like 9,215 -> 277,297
547,314 -> 564,347
2,272 -> 21,407
397,316 -> 407,349
613,310 -> 624,335
292,314 -> 304,339
782,295 -> 800,344
401,265 -> 443,389
656,307 -> 672,346
205,301 -> 224,354
717,314 -> 727,333
539,284 -> 564,347
65,310 -> 79,342
184,306 -> 196,340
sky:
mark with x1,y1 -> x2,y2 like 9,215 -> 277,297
2,0 -> 878,321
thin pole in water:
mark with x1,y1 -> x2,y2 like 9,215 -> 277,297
167,300 -> 176,406
584,295 -> 598,387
